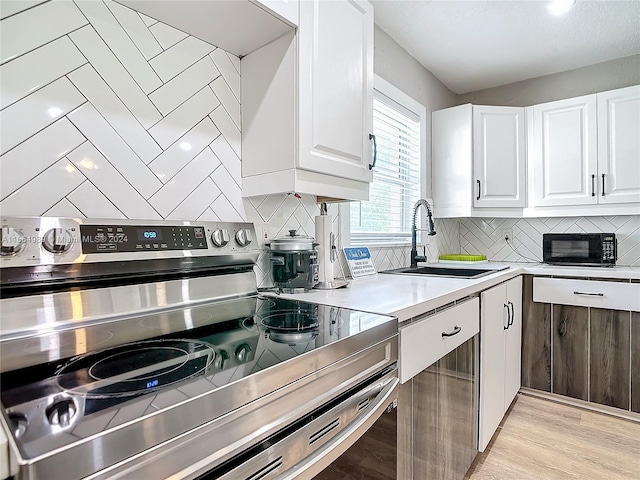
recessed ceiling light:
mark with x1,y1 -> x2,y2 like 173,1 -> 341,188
548,0 -> 576,16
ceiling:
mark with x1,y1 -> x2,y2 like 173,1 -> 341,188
371,0 -> 640,94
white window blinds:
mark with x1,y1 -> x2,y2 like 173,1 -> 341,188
350,92 -> 422,245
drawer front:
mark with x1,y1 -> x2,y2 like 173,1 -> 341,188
399,297 -> 479,383
534,277 -> 640,311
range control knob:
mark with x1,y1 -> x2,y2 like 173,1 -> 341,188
46,399 -> 77,428
211,228 -> 230,247
42,228 -> 73,254
1,227 -> 26,256
8,414 -> 28,438
235,344 -> 251,363
213,350 -> 229,369
235,229 -> 253,247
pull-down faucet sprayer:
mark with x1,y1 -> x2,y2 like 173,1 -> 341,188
410,199 -> 436,268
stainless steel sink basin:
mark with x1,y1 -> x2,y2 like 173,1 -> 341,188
381,264 -> 510,279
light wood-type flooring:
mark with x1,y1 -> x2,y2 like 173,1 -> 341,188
465,394 -> 640,480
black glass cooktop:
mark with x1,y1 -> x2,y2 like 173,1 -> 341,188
0,296 -> 395,455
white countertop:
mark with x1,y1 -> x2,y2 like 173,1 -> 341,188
275,263 -> 640,322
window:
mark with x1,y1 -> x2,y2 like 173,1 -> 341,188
348,77 -> 425,245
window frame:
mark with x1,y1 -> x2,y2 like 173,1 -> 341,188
340,75 -> 427,248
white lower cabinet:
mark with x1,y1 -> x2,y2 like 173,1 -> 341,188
479,276 -> 522,452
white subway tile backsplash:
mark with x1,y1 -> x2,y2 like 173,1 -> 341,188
149,36 -> 215,83
44,198 -> 84,218
0,118 -> 85,200
149,57 -> 220,116
68,65 -> 162,163
210,76 -> 240,129
226,52 -> 240,75
75,0 -> 162,94
67,142 -> 161,219
0,36 -> 86,110
67,181 -> 126,218
67,103 -> 162,199
0,0 -> 87,64
166,178 -> 221,221
148,21 -> 188,50
148,118 -> 220,182
69,25 -> 162,129
209,104 -> 241,158
209,49 -> 240,101
210,194 -> 244,223
0,0 -> 47,20
149,86 -> 220,149
209,135 -> 241,186
138,12 -> 158,27
211,165 -> 243,218
196,207 -> 221,222
0,159 -> 84,216
0,77 -> 86,155
104,1 -> 162,60
149,149 -> 219,217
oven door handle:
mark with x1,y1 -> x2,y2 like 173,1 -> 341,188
277,376 -> 400,480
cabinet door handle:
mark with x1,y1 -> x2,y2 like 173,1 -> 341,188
508,301 -> 515,327
476,180 -> 481,201
591,174 -> 595,197
442,326 -> 461,337
573,291 -> 604,297
602,173 -> 605,196
368,133 -> 377,170
503,303 -> 510,330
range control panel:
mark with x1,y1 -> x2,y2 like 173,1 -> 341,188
0,217 -> 259,268
79,225 -> 208,253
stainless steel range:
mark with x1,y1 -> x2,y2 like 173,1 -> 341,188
0,217 -> 398,480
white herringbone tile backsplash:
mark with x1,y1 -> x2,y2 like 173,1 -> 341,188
460,216 -> 640,266
0,0 -> 245,222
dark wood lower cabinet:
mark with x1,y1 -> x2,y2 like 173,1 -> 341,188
412,337 -> 478,480
553,305 -> 589,401
522,275 -> 639,415
521,275 -> 551,391
590,308 -> 630,409
631,312 -> 640,414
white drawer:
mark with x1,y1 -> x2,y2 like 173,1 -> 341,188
533,277 -> 640,312
399,297 -> 479,384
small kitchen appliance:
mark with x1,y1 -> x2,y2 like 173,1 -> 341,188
265,229 -> 319,292
0,216 -> 398,480
543,233 -> 617,267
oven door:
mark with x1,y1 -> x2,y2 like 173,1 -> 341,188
214,370 -> 399,480
543,233 -> 604,266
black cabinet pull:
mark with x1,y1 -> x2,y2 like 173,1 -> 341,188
573,291 -> 604,297
476,180 -> 481,201
508,301 -> 515,327
368,134 -> 377,170
602,173 -> 605,196
591,174 -> 595,197
442,326 -> 461,337
503,303 -> 510,330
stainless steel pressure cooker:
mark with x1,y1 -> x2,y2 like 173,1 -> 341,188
265,230 -> 319,292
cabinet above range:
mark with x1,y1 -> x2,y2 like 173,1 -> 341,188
116,0 -> 297,56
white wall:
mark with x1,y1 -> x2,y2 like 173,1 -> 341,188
457,54 -> 640,106
374,25 -> 458,199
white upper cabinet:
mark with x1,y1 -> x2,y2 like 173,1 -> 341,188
597,85 -> 640,204
531,95 -> 598,206
432,104 -> 525,217
297,0 -> 374,184
253,0 -> 299,26
473,106 -> 526,207
242,0 -> 374,201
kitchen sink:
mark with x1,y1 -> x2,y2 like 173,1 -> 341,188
381,264 -> 510,279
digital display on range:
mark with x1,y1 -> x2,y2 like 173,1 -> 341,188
137,229 -> 163,241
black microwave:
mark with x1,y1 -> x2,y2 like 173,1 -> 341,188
542,233 -> 617,267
